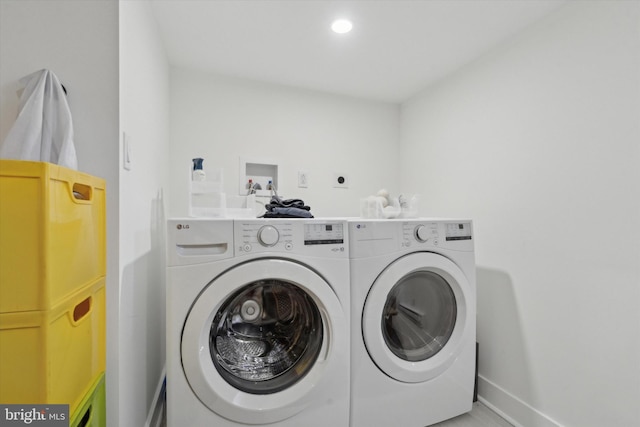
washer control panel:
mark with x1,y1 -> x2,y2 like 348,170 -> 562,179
236,220 -> 347,257
304,222 -> 344,246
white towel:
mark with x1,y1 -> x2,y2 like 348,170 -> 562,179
0,69 -> 78,169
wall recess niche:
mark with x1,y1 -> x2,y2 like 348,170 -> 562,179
239,157 -> 279,198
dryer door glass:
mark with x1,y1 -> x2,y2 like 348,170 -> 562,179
209,279 -> 323,394
382,271 -> 457,362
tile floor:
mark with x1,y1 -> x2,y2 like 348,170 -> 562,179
161,401 -> 513,427
433,402 -> 513,427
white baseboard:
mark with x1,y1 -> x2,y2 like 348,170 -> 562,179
144,368 -> 166,427
478,375 -> 563,427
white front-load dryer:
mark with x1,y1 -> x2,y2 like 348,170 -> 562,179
166,218 -> 350,427
349,219 -> 476,427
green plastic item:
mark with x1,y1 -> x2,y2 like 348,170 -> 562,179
70,374 -> 105,427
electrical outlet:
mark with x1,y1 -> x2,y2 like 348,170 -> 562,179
333,173 -> 348,188
298,171 -> 309,188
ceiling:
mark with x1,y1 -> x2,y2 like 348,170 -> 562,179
151,0 -> 566,103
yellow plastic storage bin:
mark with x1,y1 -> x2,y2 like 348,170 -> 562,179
0,160 -> 106,313
0,278 -> 106,414
70,373 -> 106,427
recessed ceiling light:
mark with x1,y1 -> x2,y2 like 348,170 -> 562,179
331,19 -> 353,34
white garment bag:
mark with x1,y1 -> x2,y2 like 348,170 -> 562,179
0,69 -> 78,169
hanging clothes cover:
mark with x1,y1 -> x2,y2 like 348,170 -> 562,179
0,69 -> 78,169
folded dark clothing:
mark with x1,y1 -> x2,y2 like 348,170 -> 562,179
262,207 -> 314,218
265,196 -> 311,211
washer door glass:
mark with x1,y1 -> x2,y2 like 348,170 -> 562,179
181,258 -> 347,425
382,271 -> 456,362
211,279 -> 323,394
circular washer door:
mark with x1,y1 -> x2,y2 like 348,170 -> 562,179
182,259 -> 346,424
362,252 -> 473,383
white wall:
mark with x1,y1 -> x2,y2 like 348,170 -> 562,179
169,68 -> 400,218
400,2 -> 640,426
119,1 -> 170,426
0,0 -> 121,423
1,2 -> 170,426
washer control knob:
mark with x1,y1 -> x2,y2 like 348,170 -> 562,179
258,225 -> 279,246
415,225 -> 429,243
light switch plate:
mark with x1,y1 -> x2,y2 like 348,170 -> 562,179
298,171 -> 309,188
123,132 -> 131,171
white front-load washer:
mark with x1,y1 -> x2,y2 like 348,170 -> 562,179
166,218 -> 350,427
349,219 -> 476,427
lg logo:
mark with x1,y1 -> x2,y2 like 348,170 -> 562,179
176,224 -> 190,230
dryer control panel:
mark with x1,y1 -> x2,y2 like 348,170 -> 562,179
404,221 -> 473,249
349,219 -> 473,258
235,219 -> 347,257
